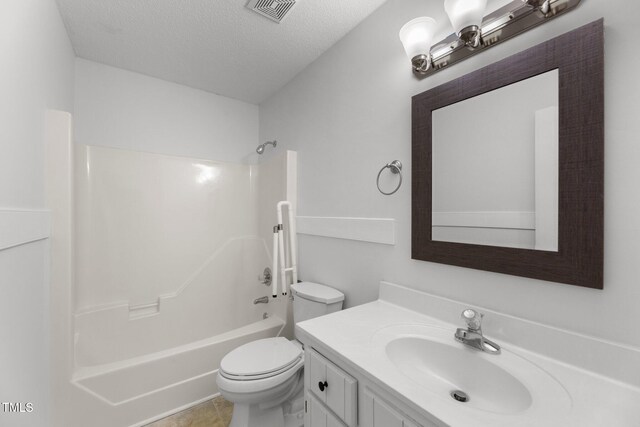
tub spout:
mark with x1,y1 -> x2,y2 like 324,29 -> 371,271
253,296 -> 269,304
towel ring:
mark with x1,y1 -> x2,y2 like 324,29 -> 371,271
376,160 -> 403,195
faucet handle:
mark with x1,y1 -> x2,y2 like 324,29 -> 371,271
258,267 -> 272,287
461,309 -> 483,331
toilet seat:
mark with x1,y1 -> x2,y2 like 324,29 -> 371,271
220,354 -> 303,381
219,337 -> 303,388
217,355 -> 304,395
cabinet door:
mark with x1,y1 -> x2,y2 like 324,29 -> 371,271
306,348 -> 358,426
372,397 -> 403,427
309,395 -> 327,427
327,410 -> 346,427
325,361 -> 345,418
363,388 -> 425,427
308,394 -> 347,427
309,349 -> 328,401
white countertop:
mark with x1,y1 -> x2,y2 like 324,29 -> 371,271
296,298 -> 640,427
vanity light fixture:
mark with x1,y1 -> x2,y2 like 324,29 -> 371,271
399,17 -> 437,73
444,0 -> 487,49
399,0 -> 582,77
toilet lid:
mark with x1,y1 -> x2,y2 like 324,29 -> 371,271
290,282 -> 344,304
220,337 -> 303,378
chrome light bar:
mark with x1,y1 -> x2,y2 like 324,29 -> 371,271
418,0 -> 582,77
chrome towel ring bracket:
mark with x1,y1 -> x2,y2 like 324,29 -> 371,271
376,160 -> 403,195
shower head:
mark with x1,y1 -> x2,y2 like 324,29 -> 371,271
256,140 -> 277,155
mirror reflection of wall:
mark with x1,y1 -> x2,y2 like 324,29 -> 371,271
432,69 -> 559,251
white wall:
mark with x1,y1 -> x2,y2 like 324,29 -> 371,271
260,0 -> 640,350
0,0 -> 75,426
74,59 -> 259,163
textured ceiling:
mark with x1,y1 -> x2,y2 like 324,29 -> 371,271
55,0 -> 389,104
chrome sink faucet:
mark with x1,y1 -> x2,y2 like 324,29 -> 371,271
454,309 -> 501,355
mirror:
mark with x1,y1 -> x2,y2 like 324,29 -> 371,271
411,20 -> 604,289
432,69 -> 559,251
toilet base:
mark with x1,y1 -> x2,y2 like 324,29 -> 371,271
228,389 -> 304,427
283,394 -> 305,427
229,403 -> 283,427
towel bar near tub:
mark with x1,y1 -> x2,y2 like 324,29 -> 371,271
376,160 -> 403,195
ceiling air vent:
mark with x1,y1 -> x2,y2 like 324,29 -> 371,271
246,0 -> 297,23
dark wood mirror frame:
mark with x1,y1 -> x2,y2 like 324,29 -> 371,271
412,19 -> 604,289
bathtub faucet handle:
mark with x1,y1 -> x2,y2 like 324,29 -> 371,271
258,267 -> 272,287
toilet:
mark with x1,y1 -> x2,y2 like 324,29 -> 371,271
216,282 -> 345,427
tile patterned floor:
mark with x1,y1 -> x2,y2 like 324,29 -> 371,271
145,396 -> 233,427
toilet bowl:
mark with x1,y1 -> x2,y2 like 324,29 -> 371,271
216,282 -> 345,427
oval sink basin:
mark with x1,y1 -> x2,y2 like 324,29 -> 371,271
373,324 -> 571,417
387,336 -> 531,413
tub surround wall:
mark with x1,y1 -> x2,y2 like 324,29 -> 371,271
63,145 -> 296,426
73,145 -> 284,366
74,145 -> 258,310
0,1 -> 75,426
259,0 -> 640,350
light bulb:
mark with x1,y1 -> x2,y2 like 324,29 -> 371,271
399,17 -> 437,73
444,0 -> 487,36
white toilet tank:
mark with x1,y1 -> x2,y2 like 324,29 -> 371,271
290,282 -> 344,324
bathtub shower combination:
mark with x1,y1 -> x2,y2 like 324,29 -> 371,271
58,140 -> 297,425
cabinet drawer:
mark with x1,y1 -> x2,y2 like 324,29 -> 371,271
306,348 -> 357,426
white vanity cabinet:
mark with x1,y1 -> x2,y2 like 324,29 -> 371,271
304,346 -> 438,427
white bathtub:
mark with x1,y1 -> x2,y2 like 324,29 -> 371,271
72,316 -> 284,425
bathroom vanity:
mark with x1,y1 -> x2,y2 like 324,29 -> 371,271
296,282 -> 640,427
304,345 -> 430,427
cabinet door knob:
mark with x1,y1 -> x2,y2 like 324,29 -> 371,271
318,381 -> 328,392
